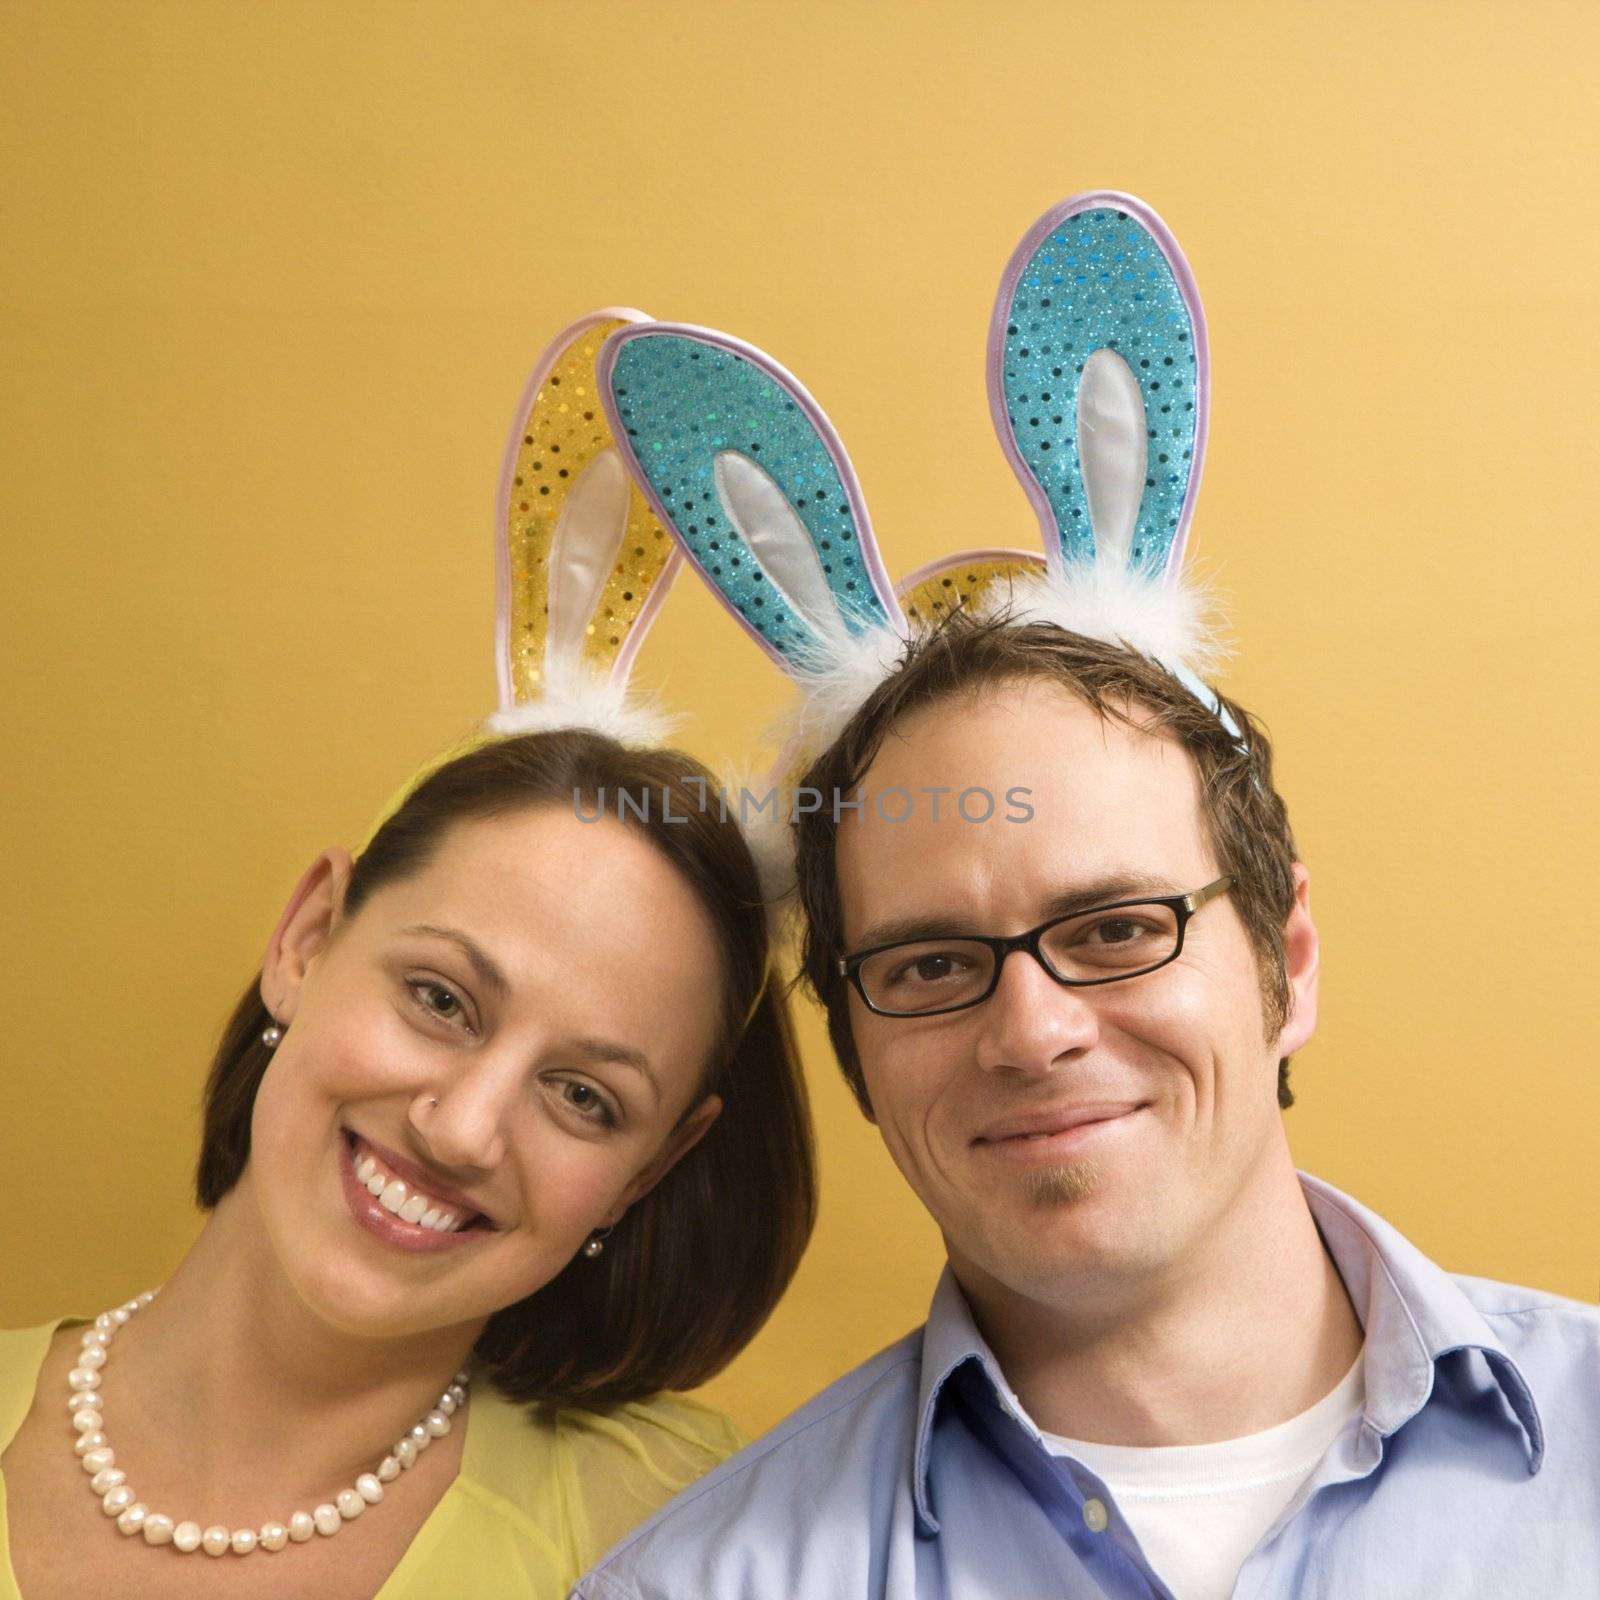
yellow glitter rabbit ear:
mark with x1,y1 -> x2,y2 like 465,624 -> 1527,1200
488,308 -> 684,743
894,548 -> 1048,630
357,311 -> 685,852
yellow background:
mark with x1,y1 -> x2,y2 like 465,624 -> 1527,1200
3,1 -> 1597,1437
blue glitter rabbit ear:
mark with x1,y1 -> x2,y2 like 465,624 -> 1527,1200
985,193 -> 1244,749
988,191 -> 1209,583
597,323 -> 905,683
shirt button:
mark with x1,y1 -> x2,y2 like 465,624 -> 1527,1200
1082,1497 -> 1109,1533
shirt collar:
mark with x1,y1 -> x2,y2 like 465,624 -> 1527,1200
912,1268 -> 1018,1532
1298,1172 -> 1543,1470
911,1172 -> 1544,1532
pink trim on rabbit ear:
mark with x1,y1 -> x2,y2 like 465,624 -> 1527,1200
492,307 -> 681,720
987,191 -> 1211,585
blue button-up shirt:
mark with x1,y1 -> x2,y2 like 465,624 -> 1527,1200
574,1175 -> 1600,1598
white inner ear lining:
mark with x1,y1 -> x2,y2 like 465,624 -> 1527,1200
713,451 -> 850,640
1077,348 -> 1147,566
545,447 -> 632,674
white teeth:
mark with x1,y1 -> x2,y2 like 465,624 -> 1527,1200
350,1140 -> 478,1232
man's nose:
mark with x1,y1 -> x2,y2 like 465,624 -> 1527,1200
973,947 -> 1100,1076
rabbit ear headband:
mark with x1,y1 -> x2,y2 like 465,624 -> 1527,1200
594,190 -> 1242,776
361,309 -> 684,845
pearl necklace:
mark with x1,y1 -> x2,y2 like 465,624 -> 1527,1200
68,1289 -> 470,1558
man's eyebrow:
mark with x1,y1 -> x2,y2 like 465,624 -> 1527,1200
1038,874 -> 1183,920
401,924 -> 511,998
849,875 -> 1183,952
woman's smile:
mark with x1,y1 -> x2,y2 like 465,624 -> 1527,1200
338,1129 -> 497,1255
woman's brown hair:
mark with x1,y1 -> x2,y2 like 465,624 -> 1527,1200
197,729 -> 815,1408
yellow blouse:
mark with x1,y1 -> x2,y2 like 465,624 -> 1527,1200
0,1320 -> 744,1598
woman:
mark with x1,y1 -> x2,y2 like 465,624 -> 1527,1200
0,727 -> 814,1597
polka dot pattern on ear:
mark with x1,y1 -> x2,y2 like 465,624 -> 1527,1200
897,554 -> 1047,627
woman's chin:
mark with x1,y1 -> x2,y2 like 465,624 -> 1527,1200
288,1250 -> 475,1342
281,1215 -> 558,1344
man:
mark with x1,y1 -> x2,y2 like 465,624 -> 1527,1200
574,615 -> 1599,1599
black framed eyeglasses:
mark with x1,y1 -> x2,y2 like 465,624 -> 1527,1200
837,876 -> 1234,1018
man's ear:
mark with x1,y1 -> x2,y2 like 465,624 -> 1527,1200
604,1094 -> 724,1224
260,848 -> 354,1025
1276,862 -> 1319,1056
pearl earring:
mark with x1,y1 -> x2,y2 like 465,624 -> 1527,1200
261,1023 -> 284,1048
582,1228 -> 612,1259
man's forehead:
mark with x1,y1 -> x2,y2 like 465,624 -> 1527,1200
858,679 -> 1197,818
899,672 -> 1165,746
835,679 -> 1210,939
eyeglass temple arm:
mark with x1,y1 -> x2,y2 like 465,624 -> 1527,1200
1183,875 -> 1234,913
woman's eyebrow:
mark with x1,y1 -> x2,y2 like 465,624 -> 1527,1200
566,1037 -> 662,1104
401,924 -> 511,997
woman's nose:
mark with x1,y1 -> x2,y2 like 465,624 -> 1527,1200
407,1061 -> 514,1174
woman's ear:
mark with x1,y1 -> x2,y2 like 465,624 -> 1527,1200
260,848 -> 354,1025
1276,862 -> 1320,1056
604,1094 -> 724,1224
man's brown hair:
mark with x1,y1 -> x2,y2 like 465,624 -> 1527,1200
791,613 -> 1300,1112
197,729 -> 816,1409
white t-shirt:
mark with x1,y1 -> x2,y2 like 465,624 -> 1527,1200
1040,1351 -> 1365,1600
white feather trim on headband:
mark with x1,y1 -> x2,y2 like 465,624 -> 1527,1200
981,560 -> 1230,681
708,754 -> 802,928
743,622 -> 908,918
781,619 -> 909,758
711,619 -> 909,920
483,660 -> 679,747
743,808 -> 799,926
